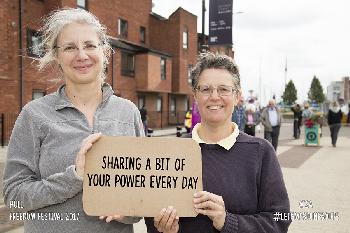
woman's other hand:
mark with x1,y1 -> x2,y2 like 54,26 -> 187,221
193,191 -> 226,231
75,133 -> 102,177
154,206 -> 179,233
99,214 -> 127,223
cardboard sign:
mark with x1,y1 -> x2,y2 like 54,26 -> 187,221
83,136 -> 202,217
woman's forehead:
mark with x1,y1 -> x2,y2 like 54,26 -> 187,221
57,22 -> 99,43
198,69 -> 233,84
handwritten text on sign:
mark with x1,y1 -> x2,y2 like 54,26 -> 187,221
83,136 -> 202,217
87,156 -> 198,189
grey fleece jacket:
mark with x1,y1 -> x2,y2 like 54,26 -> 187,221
3,83 -> 144,233
260,107 -> 282,132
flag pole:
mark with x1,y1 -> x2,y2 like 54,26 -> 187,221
284,57 -> 288,87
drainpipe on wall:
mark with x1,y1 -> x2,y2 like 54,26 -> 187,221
202,0 -> 206,46
19,0 -> 24,111
111,48 -> 114,90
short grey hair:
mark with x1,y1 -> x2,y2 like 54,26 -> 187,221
191,52 -> 240,92
37,8 -> 112,80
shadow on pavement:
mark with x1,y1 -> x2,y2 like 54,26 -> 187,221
278,145 -> 321,168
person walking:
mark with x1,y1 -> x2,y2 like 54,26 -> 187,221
260,100 -> 282,151
347,103 -> 350,125
302,103 -> 313,121
231,98 -> 245,131
328,101 -> 342,147
243,103 -> 260,136
291,104 -> 302,139
139,106 -> 148,136
184,108 -> 192,133
191,101 -> 201,130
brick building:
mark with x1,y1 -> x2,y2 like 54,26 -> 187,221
0,0 -> 198,143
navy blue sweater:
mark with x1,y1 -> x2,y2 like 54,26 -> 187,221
145,132 -> 291,233
327,109 -> 342,126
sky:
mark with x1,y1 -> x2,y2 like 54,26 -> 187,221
152,0 -> 350,106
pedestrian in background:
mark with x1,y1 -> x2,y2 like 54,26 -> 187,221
302,103 -> 313,121
2,8 -> 143,233
191,100 -> 201,130
260,99 -> 282,151
339,99 -> 349,124
244,103 -> 260,136
145,52 -> 290,233
328,101 -> 342,147
291,104 -> 302,139
231,97 -> 245,131
139,106 -> 148,136
347,103 -> 350,125
184,108 -> 192,133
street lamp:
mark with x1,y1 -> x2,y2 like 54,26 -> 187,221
232,11 -> 244,58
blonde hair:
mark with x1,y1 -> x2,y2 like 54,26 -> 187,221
37,8 -> 112,80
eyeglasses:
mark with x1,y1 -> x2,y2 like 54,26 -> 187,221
54,42 -> 102,54
195,85 -> 236,96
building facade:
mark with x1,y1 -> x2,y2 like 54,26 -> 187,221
0,0 -> 198,143
327,77 -> 350,104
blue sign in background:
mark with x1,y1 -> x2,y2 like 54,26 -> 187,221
305,125 -> 320,145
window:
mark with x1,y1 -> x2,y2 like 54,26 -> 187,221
156,97 -> 162,112
140,26 -> 146,43
77,0 -> 86,9
160,58 -> 166,80
170,96 -> 176,113
27,29 -> 43,57
121,52 -> 135,77
118,18 -> 128,38
138,96 -> 145,109
185,97 -> 189,111
32,90 -> 45,100
183,28 -> 188,49
187,65 -> 193,85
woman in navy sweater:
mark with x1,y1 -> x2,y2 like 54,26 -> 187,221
145,53 -> 291,233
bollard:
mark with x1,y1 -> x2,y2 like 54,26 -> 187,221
176,126 -> 182,137
147,128 -> 153,137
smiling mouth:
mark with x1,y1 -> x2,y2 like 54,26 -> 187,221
207,105 -> 224,110
74,64 -> 93,72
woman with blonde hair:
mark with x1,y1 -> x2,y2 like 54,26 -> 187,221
3,8 -> 143,232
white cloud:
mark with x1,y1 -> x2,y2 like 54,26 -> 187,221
152,0 -> 350,105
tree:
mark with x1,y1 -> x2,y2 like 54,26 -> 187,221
282,80 -> 297,105
308,75 -> 325,104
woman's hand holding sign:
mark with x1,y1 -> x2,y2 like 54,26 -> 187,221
99,214 -> 124,223
75,133 -> 102,178
99,214 -> 139,224
193,191 -> 226,231
154,206 -> 179,233
153,191 -> 226,232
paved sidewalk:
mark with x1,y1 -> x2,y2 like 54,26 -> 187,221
280,136 -> 350,232
1,125 -> 349,233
